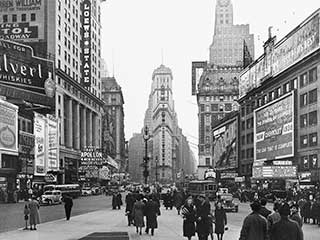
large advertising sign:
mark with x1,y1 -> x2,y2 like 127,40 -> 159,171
0,23 -> 38,40
239,11 -> 320,98
46,115 -> 58,171
0,0 -> 42,12
34,113 -> 46,176
254,92 -> 294,163
0,40 -> 55,106
18,131 -> 35,175
80,147 -> 106,179
191,61 -> 207,95
252,165 -> 297,179
0,99 -> 18,153
213,117 -> 238,170
81,0 -> 91,87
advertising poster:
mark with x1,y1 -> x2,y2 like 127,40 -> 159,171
18,131 -> 35,175
47,115 -> 59,171
0,99 -> 18,153
213,118 -> 238,170
80,147 -> 106,178
254,93 -> 294,163
34,113 -> 46,176
252,165 -> 297,179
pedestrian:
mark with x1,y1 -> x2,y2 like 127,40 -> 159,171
28,196 -> 40,230
174,190 -> 184,215
214,201 -> 227,240
63,194 -> 73,221
289,203 -> 302,228
310,199 -> 318,224
259,198 -> 272,219
23,202 -> 30,230
125,192 -> 135,226
117,192 -> 123,209
163,190 -> 173,210
132,195 -> 145,235
145,196 -> 161,236
270,203 -> 303,240
267,200 -> 281,230
301,199 -> 311,223
196,195 -> 211,240
239,200 -> 268,240
181,197 -> 197,240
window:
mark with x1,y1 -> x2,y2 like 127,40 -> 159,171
292,78 -> 298,89
309,132 -> 318,147
21,14 -> 26,22
211,104 -> 219,112
300,114 -> 308,128
309,111 -> 317,126
284,82 -> 291,93
300,135 -> 308,148
241,135 -> 246,145
241,150 -> 246,159
200,104 -> 204,112
225,103 -> 232,111
276,87 -> 281,98
309,68 -> 317,83
3,15 -> 8,22
246,118 -> 253,129
205,105 -> 210,112
12,14 -> 17,22
206,136 -> 210,144
241,121 -> 245,130
205,158 -> 210,166
300,72 -> 308,88
301,156 -> 309,170
31,13 -> 36,21
310,154 -> 318,169
300,93 -> 308,107
309,89 -> 317,104
58,15 -> 61,26
241,107 -> 245,117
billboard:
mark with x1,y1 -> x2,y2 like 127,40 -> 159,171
18,131 -> 35,175
81,0 -> 91,87
34,113 -> 46,176
191,61 -> 207,95
0,40 -> 55,106
0,0 -> 43,12
239,11 -> 320,98
254,92 -> 294,163
80,147 -> 106,179
0,23 -> 38,40
46,115 -> 59,171
213,117 -> 238,170
252,165 -> 297,179
0,99 -> 18,153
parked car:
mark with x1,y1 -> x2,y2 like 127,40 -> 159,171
91,187 -> 101,195
41,190 -> 62,205
81,187 -> 92,196
220,193 -> 238,212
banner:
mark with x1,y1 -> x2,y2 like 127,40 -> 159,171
34,113 -> 46,176
46,115 -> 58,171
0,99 -> 18,153
254,93 -> 294,163
252,165 -> 297,179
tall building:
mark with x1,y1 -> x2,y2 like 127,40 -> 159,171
0,0 -> 105,185
192,0 -> 254,179
128,133 -> 144,182
101,76 -> 126,171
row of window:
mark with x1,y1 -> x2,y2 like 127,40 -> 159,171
241,148 -> 254,159
300,88 -> 317,107
300,111 -> 317,128
18,117 -> 33,134
1,13 -> 36,23
241,117 -> 253,131
200,103 -> 233,112
241,133 -> 254,145
300,132 -> 318,148
300,154 -> 318,170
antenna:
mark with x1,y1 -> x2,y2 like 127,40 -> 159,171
112,49 -> 115,78
161,48 -> 164,65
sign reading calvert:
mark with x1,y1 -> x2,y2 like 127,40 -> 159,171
0,99 -> 18,153
254,92 -> 294,163
0,40 -> 55,106
81,0 -> 91,87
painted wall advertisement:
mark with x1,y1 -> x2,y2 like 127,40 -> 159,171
254,93 -> 294,163
213,118 -> 238,170
239,11 -> 320,98
0,40 -> 55,106
34,113 -> 45,176
81,0 -> 91,87
47,115 -> 58,171
0,99 -> 18,153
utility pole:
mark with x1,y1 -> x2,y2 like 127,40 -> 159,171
143,126 -> 150,185
155,156 -> 158,183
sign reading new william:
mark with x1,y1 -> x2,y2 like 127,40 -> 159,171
81,0 -> 91,87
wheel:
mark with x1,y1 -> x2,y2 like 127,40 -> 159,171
48,200 -> 52,205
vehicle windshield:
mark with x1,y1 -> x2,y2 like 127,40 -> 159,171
44,191 -> 53,195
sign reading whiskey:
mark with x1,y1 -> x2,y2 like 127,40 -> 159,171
0,40 -> 55,106
81,0 -> 91,87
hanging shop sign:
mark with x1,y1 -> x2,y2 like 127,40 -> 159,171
34,113 -> 46,176
81,0 -> 91,87
46,115 -> 58,171
0,99 -> 18,153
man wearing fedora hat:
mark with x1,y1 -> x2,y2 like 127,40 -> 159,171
196,194 -> 211,240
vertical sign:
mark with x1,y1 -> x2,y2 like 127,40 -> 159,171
46,115 -> 59,171
0,99 -> 18,153
81,0 -> 91,87
34,113 -> 46,176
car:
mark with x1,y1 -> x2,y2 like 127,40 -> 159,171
41,190 -> 62,205
81,187 -> 92,196
91,187 -> 101,195
220,193 -> 238,212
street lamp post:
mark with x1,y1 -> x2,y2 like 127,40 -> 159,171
143,126 -> 150,185
155,156 -> 158,183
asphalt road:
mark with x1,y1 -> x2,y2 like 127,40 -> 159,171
0,195 -> 113,233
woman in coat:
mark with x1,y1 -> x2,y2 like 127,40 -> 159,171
181,197 -> 196,240
214,201 -> 227,240
132,196 -> 145,235
144,196 -> 161,236
28,197 -> 40,230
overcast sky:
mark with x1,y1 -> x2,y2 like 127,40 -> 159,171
101,0 -> 319,161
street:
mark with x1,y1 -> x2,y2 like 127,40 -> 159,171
0,196 -> 319,239
0,195 -> 113,233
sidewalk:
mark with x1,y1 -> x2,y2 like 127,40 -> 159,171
0,206 -> 240,240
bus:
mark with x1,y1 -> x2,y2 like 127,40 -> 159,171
187,180 -> 218,201
43,184 -> 81,198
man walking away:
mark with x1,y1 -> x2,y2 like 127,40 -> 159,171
259,198 -> 272,219
145,196 -> 161,236
289,203 -> 303,228
63,194 -> 73,220
270,203 -> 303,240
196,195 -> 211,240
239,200 -> 268,240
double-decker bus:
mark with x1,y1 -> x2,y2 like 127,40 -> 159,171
187,180 -> 218,200
43,184 -> 81,198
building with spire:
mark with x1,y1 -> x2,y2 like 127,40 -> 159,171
192,0 -> 254,179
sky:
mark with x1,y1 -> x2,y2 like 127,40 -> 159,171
100,0 -> 320,162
